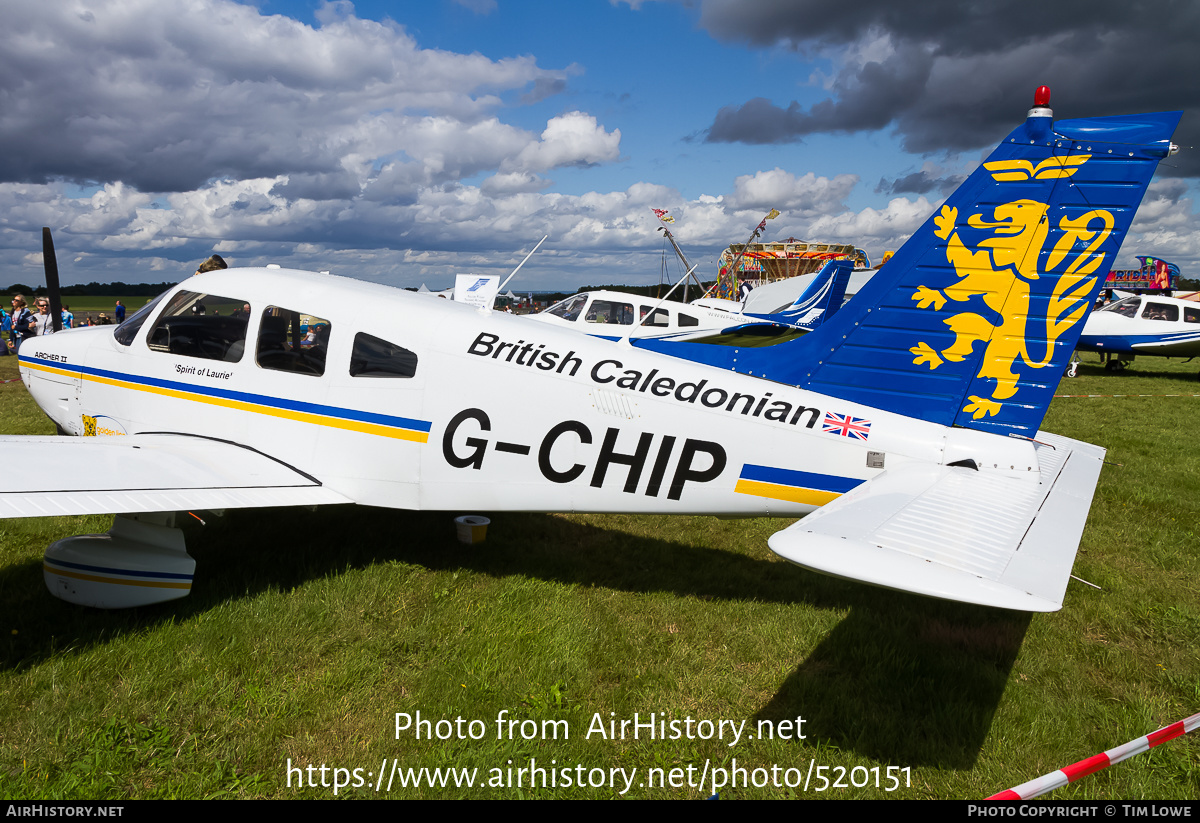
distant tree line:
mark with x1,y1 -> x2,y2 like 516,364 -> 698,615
5,282 -> 176,297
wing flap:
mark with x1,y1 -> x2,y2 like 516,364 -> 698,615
0,434 -> 351,518
768,433 -> 1105,611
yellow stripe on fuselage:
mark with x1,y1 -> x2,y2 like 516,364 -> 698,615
23,362 -> 77,380
43,563 -> 193,590
22,361 -> 429,443
734,479 -> 841,507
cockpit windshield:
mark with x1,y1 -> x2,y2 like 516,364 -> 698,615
545,294 -> 588,322
1100,297 -> 1141,318
114,290 -> 170,346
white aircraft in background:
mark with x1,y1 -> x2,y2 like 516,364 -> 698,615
734,265 -> 878,315
2,88 -> 1181,614
1074,294 -> 1200,374
530,258 -> 852,340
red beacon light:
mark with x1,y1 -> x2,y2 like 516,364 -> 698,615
1027,85 -> 1053,130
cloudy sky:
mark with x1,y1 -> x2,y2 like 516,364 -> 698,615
1,0 -> 1197,290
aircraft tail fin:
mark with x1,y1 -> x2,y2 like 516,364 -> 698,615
746,258 -> 852,330
640,90 -> 1181,436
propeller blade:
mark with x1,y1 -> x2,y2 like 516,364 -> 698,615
41,227 -> 62,333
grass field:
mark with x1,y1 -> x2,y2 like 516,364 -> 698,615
0,349 -> 1196,799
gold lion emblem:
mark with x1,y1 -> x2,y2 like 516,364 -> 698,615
82,414 -> 97,436
909,199 -> 1114,419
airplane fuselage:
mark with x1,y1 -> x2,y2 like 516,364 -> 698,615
530,289 -> 742,339
1077,294 -> 1200,358
10,93 -> 1180,612
18,268 -> 1033,519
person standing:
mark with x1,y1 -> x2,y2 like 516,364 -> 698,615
61,304 -> 73,329
114,300 -> 126,323
0,306 -> 9,355
9,296 -> 36,353
33,299 -> 56,336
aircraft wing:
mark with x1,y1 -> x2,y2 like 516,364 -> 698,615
768,432 -> 1105,612
0,433 -> 351,518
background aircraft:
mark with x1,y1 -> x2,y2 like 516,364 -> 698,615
737,264 -> 877,314
531,258 -> 852,340
1074,294 -> 1200,375
1,89 -> 1181,616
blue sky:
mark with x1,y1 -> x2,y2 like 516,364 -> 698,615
319,0 -> 913,204
1,0 -> 1196,290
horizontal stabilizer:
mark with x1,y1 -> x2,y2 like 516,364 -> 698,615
768,433 -> 1104,611
0,433 -> 350,518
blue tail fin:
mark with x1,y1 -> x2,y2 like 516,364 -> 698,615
640,94 -> 1180,437
745,258 -> 852,331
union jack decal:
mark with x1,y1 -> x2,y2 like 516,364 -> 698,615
822,412 -> 871,441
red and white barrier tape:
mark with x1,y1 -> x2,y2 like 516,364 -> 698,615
988,711 -> 1200,800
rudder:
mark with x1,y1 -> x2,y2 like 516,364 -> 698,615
639,90 -> 1181,437
745,257 -> 852,330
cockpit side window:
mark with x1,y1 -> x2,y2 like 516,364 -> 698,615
586,300 -> 634,325
115,291 -> 170,346
256,306 -> 330,376
146,291 -> 250,362
350,333 -> 418,378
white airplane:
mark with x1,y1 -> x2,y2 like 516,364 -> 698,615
3,88 -> 1181,615
736,265 -> 877,314
1074,294 -> 1200,373
531,258 -> 852,340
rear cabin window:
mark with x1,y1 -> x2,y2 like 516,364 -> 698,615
256,306 -> 331,376
1185,307 -> 1200,324
146,291 -> 250,362
640,307 -> 670,327
350,333 -> 418,378
1143,302 -> 1179,322
678,313 -> 699,327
